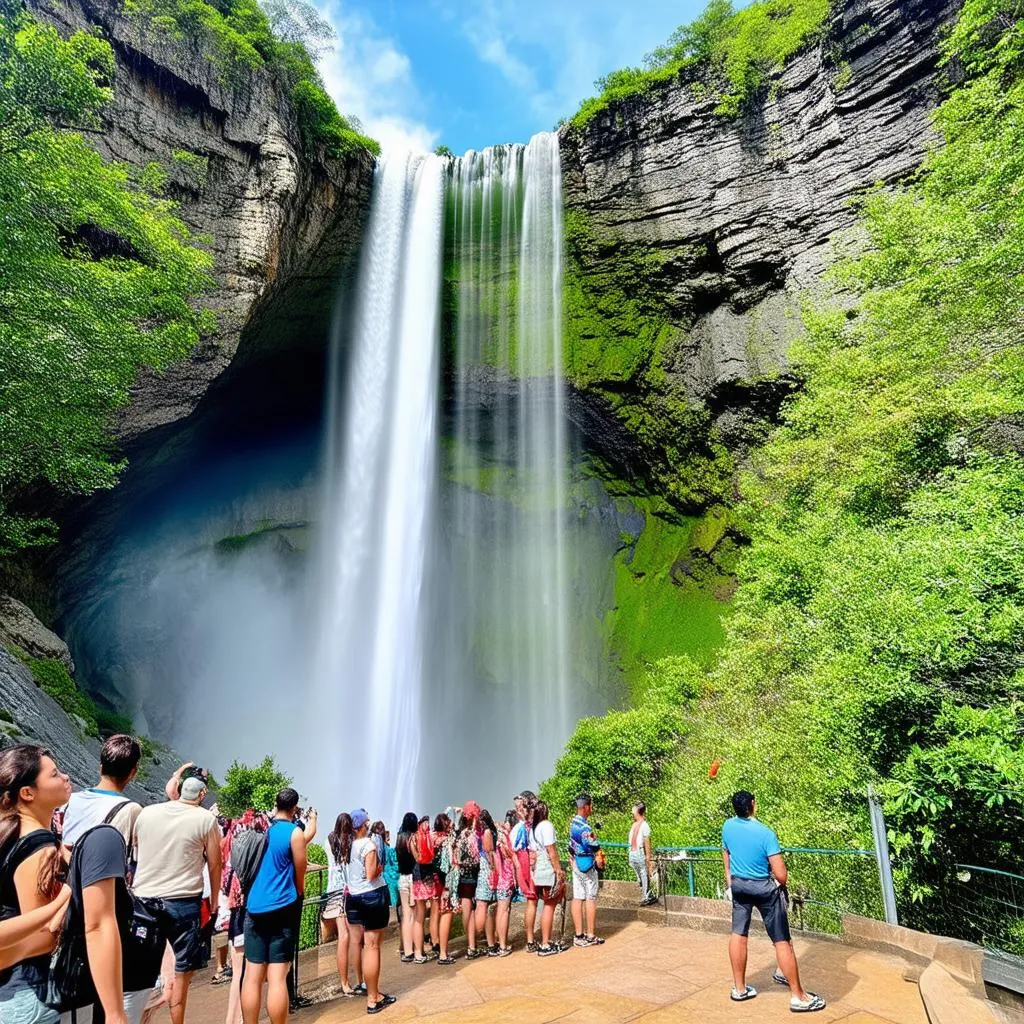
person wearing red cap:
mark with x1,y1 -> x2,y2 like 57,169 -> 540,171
455,802 -> 483,959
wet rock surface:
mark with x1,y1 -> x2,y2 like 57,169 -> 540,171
561,0 -> 961,444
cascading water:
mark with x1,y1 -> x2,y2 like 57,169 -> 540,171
309,152 -> 444,829
307,132 -> 613,821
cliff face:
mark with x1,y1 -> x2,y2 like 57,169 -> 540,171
561,0 -> 961,491
28,0 -> 375,445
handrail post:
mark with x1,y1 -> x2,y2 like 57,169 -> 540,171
868,785 -> 899,925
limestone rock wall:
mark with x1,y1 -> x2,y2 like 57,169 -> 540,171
561,0 -> 962,456
28,0 -> 375,445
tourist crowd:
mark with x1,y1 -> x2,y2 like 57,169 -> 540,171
0,738 -> 824,1024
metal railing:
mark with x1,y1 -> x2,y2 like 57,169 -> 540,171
947,863 -> 1024,959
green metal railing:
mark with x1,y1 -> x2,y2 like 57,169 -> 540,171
948,863 -> 1024,959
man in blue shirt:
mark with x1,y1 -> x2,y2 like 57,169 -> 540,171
722,791 -> 825,1012
569,793 -> 604,948
242,788 -> 308,1024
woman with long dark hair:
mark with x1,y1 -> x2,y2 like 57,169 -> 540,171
473,810 -> 499,956
432,814 -> 457,965
454,802 -> 481,960
327,813 -> 363,997
531,801 -> 565,957
494,811 -> 516,955
410,817 -> 439,963
344,810 -> 394,1014
393,812 -> 418,963
0,745 -> 71,1024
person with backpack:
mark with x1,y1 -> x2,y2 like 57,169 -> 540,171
432,814 -> 457,966
568,793 -> 604,948
0,745 -> 71,1024
722,791 -> 825,1011
61,735 -> 143,851
393,813 -> 417,963
240,789 -> 306,1024
473,811 -> 500,957
50,821 -> 164,1024
411,817 -> 438,963
343,810 -> 394,1015
454,803 -> 482,960
510,793 -> 538,951
132,773 -> 221,1024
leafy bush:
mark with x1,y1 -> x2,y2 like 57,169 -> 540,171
0,0 -> 215,552
217,755 -> 293,816
571,0 -> 830,127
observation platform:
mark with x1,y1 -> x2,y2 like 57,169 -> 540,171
186,882 -> 1018,1024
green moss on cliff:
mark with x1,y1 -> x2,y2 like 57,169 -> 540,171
564,209 -> 734,510
571,0 -> 832,127
8,646 -> 100,736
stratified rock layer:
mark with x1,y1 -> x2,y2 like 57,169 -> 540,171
561,0 -> 961,456
28,0 -> 374,444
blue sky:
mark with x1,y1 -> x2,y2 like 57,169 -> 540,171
312,0 -> 730,154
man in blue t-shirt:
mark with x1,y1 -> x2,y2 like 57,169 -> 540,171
569,792 -> 604,948
241,788 -> 308,1024
722,791 -> 825,1012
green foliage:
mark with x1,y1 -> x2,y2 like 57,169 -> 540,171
540,656 -> 704,823
10,648 -> 99,736
122,0 -> 379,156
571,0 -> 831,127
563,209 -> 734,510
217,755 -> 293,816
0,1 -> 215,551
551,0 -> 1024,931
434,144 -> 454,157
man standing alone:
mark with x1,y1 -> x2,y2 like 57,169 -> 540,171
722,790 -> 825,1011
568,793 -> 603,947
133,773 -> 222,1024
241,788 -> 308,1024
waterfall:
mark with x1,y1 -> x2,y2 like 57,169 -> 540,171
310,152 -> 444,829
309,133 -> 595,822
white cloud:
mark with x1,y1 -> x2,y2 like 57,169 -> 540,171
314,2 -> 439,154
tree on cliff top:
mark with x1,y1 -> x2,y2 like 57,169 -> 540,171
216,755 -> 293,816
0,0 -> 214,554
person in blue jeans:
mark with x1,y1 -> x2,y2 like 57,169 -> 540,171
722,791 -> 825,1012
242,788 -> 307,1024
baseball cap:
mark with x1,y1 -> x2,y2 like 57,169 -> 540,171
350,808 -> 369,829
181,776 -> 207,801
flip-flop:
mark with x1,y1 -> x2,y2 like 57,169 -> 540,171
367,994 -> 397,1015
791,993 -> 826,1013
731,985 -> 758,1002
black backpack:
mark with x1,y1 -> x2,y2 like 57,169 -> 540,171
232,828 -> 270,895
48,824 -> 164,1014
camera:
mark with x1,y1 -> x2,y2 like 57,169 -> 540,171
182,765 -> 208,782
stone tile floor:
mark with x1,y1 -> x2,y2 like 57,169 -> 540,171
186,920 -> 927,1024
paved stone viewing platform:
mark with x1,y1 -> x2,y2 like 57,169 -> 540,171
186,886 -> 1022,1024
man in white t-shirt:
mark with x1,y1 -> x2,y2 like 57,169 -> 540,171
133,774 -> 222,1024
62,733 -> 144,849
628,802 -> 656,906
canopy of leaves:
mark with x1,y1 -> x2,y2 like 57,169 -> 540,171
571,0 -> 830,126
551,0 -> 1024,934
123,0 -> 378,156
0,0 -> 215,552
216,755 -> 293,816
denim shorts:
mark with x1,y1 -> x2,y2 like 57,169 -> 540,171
730,877 -> 792,943
150,896 -> 208,973
0,988 -> 59,1024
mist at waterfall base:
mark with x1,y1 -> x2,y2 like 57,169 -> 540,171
62,133 -> 626,825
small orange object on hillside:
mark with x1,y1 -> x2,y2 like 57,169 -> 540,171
708,759 -> 721,780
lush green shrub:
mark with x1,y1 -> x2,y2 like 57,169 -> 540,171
217,755 -> 293,816
571,0 -> 831,127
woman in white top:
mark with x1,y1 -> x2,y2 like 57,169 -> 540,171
629,803 -> 656,905
343,810 -> 395,1015
530,801 -> 565,957
325,813 -> 364,998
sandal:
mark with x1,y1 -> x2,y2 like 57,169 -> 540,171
791,994 -> 826,1013
498,946 -> 513,957
437,956 -> 456,966
210,970 -> 231,986
354,982 -> 367,995
465,947 -> 485,960
341,987 -> 358,998
400,954 -> 414,964
413,955 -> 429,964
367,994 -> 397,1015
731,985 -> 758,1002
